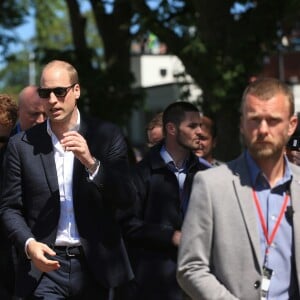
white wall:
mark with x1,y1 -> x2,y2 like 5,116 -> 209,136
131,55 -> 186,88
292,84 -> 300,114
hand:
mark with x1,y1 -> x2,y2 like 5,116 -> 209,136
172,230 -> 181,247
27,240 -> 60,273
60,131 -> 95,168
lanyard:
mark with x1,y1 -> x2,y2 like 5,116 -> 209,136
252,189 -> 289,255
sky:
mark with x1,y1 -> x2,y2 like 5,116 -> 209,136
8,13 -> 35,54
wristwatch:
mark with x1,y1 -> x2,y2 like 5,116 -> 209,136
86,157 -> 100,175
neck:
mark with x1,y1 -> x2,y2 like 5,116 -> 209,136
165,142 -> 189,169
204,154 -> 213,163
51,109 -> 78,140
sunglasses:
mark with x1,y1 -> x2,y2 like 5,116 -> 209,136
37,83 -> 77,99
0,136 -> 9,143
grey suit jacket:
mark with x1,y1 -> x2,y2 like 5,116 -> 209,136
177,153 -> 300,300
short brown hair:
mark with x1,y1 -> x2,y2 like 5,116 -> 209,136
241,77 -> 295,116
147,112 -> 163,131
0,94 -> 18,128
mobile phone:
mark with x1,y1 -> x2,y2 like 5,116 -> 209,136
287,136 -> 300,151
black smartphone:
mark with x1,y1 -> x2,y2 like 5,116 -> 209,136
287,136 -> 300,151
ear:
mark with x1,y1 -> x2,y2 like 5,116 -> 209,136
288,115 -> 298,137
74,83 -> 81,99
166,122 -> 177,136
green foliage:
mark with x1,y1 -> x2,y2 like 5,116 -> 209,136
0,0 -> 30,60
2,0 -> 300,158
132,0 -> 300,159
32,0 -> 144,126
34,0 -> 72,50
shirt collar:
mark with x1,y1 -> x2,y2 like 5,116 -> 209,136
245,149 -> 293,188
160,144 -> 173,165
160,144 -> 188,170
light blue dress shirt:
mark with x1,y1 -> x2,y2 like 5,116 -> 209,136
246,150 -> 297,299
160,145 -> 188,215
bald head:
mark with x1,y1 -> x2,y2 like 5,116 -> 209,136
18,85 -> 47,130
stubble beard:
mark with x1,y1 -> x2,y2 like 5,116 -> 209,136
247,136 -> 289,160
176,134 -> 199,151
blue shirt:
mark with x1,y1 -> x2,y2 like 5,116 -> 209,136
245,150 -> 296,299
160,145 -> 188,215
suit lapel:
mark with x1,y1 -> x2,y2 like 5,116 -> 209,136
25,122 -> 59,194
38,133 -> 59,194
40,152 -> 58,194
72,118 -> 89,197
232,156 -> 262,267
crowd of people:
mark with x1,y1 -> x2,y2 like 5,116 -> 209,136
0,60 -> 300,300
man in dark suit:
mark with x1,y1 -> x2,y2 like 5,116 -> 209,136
119,102 -> 208,300
0,60 -> 135,299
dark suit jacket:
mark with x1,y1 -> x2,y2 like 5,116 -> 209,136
120,143 -> 208,300
0,115 -> 135,297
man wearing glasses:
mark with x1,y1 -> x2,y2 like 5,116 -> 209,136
0,60 -> 135,299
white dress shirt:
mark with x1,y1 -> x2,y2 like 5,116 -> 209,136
47,112 -> 81,246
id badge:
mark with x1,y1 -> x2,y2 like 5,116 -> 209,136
261,266 -> 273,300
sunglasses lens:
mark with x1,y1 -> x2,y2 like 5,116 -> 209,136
37,88 -> 51,98
37,84 -> 75,99
53,87 -> 67,97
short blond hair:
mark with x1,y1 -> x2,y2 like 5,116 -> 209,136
241,77 -> 294,117
41,60 -> 79,85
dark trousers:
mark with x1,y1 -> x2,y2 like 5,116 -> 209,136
0,236 -> 15,300
27,249 -> 109,300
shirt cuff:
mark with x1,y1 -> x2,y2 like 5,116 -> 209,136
25,237 -> 36,259
86,159 -> 100,180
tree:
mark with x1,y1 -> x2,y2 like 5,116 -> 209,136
2,0 -> 300,158
132,0 -> 300,160
0,1 -> 31,96
32,0 -> 144,126
0,0 -> 30,60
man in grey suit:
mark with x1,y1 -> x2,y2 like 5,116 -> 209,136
177,78 -> 300,299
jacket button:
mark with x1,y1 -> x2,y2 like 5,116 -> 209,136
254,281 -> 260,289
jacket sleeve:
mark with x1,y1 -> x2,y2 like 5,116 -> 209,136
119,164 -> 176,251
90,123 -> 136,210
177,172 -> 238,300
0,138 -> 35,252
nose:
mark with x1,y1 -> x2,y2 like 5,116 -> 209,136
258,119 -> 268,132
48,92 -> 58,104
257,119 -> 269,137
196,126 -> 203,135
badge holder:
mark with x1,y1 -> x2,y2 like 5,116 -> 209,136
261,266 -> 273,300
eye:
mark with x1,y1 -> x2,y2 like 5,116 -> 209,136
188,123 -> 198,129
267,118 -> 281,126
37,88 -> 51,98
